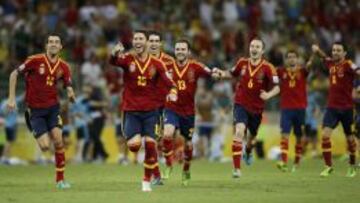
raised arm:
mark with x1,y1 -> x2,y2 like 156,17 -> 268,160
305,53 -> 315,71
109,42 -> 127,67
312,44 -> 328,59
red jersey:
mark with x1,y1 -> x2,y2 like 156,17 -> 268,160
165,59 -> 212,116
231,58 -> 278,114
18,54 -> 72,108
278,66 -> 308,109
155,52 -> 175,108
324,58 -> 358,109
109,53 -> 175,111
105,67 -> 123,95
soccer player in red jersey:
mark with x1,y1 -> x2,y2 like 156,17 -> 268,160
161,39 -> 215,186
147,31 -> 175,185
213,38 -> 280,178
7,34 -> 75,189
109,30 -> 178,192
276,50 -> 314,172
148,31 -> 176,108
312,43 -> 359,177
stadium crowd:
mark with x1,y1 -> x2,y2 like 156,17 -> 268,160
0,0 -> 359,165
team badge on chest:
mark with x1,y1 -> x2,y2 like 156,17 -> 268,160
241,67 -> 246,76
256,71 -> 264,80
39,64 -> 45,75
129,62 -> 136,73
149,66 -> 156,78
337,68 -> 344,78
187,70 -> 195,81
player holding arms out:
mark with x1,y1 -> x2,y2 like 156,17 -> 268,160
312,42 -> 359,177
7,34 -> 75,189
109,30 -> 177,192
213,38 -> 280,178
161,39 -> 216,186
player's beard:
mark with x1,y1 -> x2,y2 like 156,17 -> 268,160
47,47 -> 60,58
332,55 -> 343,62
250,54 -> 260,61
149,46 -> 160,56
176,54 -> 187,64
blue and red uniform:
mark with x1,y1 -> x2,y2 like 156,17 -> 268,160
164,59 -> 212,140
109,52 -> 176,140
18,54 -> 72,137
231,57 -> 278,136
278,66 -> 308,137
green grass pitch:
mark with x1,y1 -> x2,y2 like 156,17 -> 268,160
0,159 -> 359,203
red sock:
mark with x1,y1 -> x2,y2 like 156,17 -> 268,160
143,141 -> 157,182
183,144 -> 193,172
280,137 -> 289,164
294,143 -> 302,165
322,137 -> 332,167
347,139 -> 357,165
162,137 -> 174,167
153,145 -> 161,179
232,140 -> 242,169
55,147 -> 65,182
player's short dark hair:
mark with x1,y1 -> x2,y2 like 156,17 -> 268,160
332,41 -> 347,51
45,34 -> 62,44
133,29 -> 149,40
148,30 -> 162,41
286,49 -> 299,57
250,37 -> 266,50
175,38 -> 191,50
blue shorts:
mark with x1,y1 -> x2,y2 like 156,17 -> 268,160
198,125 -> 213,138
323,108 -> 353,136
280,109 -> 305,137
5,126 -> 17,142
76,125 -> 89,140
123,110 -> 159,140
164,109 -> 195,141
62,125 -> 71,138
233,104 -> 262,136
27,104 -> 62,138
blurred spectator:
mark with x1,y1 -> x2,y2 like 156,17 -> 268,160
199,0 -> 214,30
260,0 -> 277,28
80,54 -> 102,86
222,0 -> 238,26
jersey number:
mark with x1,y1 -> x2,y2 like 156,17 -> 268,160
331,75 -> 337,84
289,80 -> 296,88
137,76 -> 147,86
46,76 -> 55,86
178,80 -> 186,90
